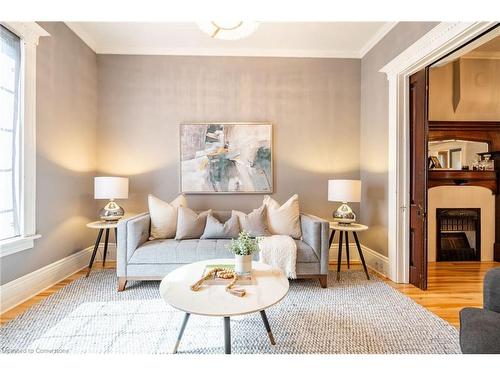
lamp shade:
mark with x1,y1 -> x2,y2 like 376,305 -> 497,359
328,179 -> 361,203
94,177 -> 129,200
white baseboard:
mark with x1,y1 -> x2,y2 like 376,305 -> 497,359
0,243 -> 116,315
329,243 -> 389,278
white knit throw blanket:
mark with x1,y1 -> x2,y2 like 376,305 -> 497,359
258,235 -> 297,279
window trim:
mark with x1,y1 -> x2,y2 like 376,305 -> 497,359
0,22 -> 49,258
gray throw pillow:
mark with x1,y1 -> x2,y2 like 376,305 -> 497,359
232,206 -> 271,237
201,214 -> 240,239
175,207 -> 212,240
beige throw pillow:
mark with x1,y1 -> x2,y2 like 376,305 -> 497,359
232,206 -> 270,237
148,194 -> 187,240
263,194 -> 302,239
201,214 -> 240,239
175,207 -> 212,240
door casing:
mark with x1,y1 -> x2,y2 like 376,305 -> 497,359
379,22 -> 497,283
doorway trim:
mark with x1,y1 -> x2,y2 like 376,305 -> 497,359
379,22 -> 497,283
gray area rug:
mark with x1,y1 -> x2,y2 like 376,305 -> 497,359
0,269 -> 460,354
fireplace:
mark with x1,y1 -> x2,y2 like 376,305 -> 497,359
436,208 -> 481,261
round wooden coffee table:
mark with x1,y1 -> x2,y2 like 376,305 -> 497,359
159,259 -> 289,354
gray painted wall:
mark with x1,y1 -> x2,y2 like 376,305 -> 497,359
359,22 -> 439,257
1,21 -> 443,285
0,22 -> 98,284
97,55 -> 361,219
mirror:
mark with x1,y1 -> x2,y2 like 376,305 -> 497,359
428,140 -> 488,170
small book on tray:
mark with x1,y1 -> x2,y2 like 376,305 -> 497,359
202,264 -> 254,285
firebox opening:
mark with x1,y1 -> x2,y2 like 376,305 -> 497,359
436,208 -> 481,261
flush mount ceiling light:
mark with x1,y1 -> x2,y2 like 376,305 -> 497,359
197,21 -> 259,40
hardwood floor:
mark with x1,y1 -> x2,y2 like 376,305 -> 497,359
1,260 -> 497,329
0,262 -> 116,326
386,261 -> 498,328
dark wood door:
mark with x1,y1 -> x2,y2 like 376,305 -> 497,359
409,69 -> 428,290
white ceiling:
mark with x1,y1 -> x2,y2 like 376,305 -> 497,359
65,22 -> 397,58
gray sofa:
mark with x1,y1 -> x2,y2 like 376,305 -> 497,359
116,210 -> 330,291
459,267 -> 500,354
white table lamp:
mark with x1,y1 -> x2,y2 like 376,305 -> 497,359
328,179 -> 361,225
94,177 -> 129,221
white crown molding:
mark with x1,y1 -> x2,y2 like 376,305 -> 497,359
358,22 -> 398,58
63,22 -> 393,59
1,22 -> 50,45
93,46 -> 361,58
0,243 -> 116,314
380,22 -> 497,76
65,22 -> 98,52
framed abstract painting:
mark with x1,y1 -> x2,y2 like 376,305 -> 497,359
180,122 -> 273,194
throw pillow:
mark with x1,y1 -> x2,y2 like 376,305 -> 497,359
201,214 -> 240,239
175,207 -> 212,240
148,194 -> 187,240
263,194 -> 302,239
232,205 -> 270,237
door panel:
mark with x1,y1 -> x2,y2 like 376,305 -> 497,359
409,69 -> 428,290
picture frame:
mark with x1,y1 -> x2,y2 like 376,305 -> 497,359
179,122 -> 273,194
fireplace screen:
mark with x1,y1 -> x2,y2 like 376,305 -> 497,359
436,208 -> 481,261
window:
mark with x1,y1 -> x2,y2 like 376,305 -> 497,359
0,22 -> 48,257
0,25 -> 22,242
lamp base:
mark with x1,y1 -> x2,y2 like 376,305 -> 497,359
333,202 -> 356,225
99,199 -> 124,222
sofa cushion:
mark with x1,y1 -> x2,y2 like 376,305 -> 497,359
201,214 -> 240,239
129,239 -> 318,264
130,239 -> 234,264
175,207 -> 211,240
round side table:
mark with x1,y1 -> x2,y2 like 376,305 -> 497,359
86,221 -> 118,277
329,222 -> 370,280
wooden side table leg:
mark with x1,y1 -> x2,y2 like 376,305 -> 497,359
102,228 -> 110,267
337,231 -> 343,281
353,232 -> 370,280
86,229 -> 103,277
329,229 -> 336,248
224,317 -> 231,354
345,231 -> 350,269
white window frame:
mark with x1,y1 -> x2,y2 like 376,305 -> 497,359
379,22 -> 497,283
0,22 -> 49,257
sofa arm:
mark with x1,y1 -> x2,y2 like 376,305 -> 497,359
117,213 -> 150,277
484,267 -> 500,313
460,307 -> 500,354
300,213 -> 330,274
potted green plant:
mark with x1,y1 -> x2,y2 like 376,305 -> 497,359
229,231 -> 260,275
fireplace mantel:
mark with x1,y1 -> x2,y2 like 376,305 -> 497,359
428,170 -> 498,194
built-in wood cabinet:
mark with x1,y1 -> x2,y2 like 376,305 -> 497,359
428,170 -> 498,194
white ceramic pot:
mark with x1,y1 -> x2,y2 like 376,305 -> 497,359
234,254 -> 252,275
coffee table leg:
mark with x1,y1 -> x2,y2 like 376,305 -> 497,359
224,317 -> 231,354
260,310 -> 276,345
173,313 -> 190,354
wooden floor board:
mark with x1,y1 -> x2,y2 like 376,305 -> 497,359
386,261 -> 498,328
